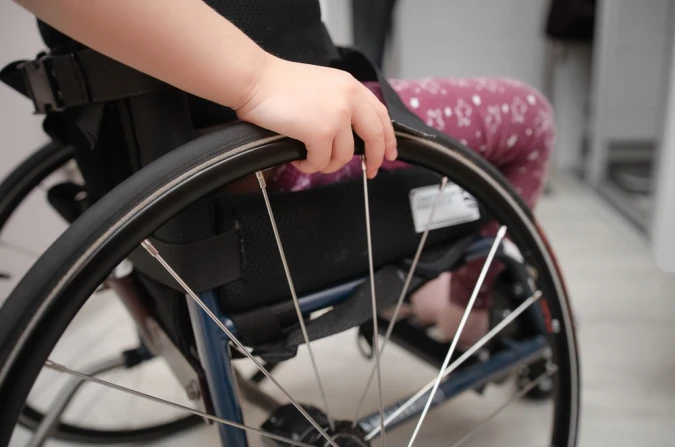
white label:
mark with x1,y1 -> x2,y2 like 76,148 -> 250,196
409,183 -> 480,233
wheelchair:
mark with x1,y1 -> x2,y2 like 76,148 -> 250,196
0,46 -> 579,447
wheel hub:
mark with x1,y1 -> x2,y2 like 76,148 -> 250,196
261,404 -> 370,446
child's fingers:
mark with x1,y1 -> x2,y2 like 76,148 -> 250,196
322,125 -> 354,174
360,84 -> 397,161
296,136 -> 333,173
351,100 -> 385,179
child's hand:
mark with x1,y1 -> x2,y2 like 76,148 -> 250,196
235,56 -> 397,178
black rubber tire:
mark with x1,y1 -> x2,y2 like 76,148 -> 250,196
0,141 -> 73,229
0,141 -> 202,444
0,122 -> 580,447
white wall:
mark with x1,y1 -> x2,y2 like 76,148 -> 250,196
549,44 -> 593,171
586,0 -> 674,185
385,0 -> 590,171
0,2 -> 48,179
391,0 -> 550,90
652,27 -> 675,272
319,0 -> 353,46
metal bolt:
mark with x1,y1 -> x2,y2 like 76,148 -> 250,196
185,380 -> 201,400
551,319 -> 560,333
543,347 -> 553,360
538,377 -> 553,392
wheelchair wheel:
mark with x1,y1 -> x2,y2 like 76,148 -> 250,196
0,142 -> 202,444
0,122 -> 579,446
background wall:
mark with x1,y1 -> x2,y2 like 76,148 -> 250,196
391,0 -> 550,90
652,29 -> 675,272
587,0 -> 674,184
319,0 -> 353,46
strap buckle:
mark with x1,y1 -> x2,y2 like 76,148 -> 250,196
20,54 -> 64,114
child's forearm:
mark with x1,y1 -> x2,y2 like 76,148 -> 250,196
16,0 -> 270,109
16,0 -> 397,176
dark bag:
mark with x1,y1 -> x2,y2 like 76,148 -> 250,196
545,0 -> 597,42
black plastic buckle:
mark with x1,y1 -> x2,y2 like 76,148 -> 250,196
21,54 -> 64,114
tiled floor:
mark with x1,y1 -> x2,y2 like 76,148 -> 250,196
5,174 -> 675,446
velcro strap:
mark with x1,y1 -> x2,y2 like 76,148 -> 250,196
253,265 -> 425,362
1,49 -> 169,113
68,50 -> 170,102
128,232 -> 242,293
0,61 -> 27,97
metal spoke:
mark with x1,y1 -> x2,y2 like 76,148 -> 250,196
352,176 -> 448,424
255,171 -> 335,431
28,357 -> 123,447
141,240 -> 339,447
44,360 -> 315,447
406,226 -> 507,446
0,239 -> 40,258
361,156 -> 386,446
449,365 -> 558,447
364,289 -> 543,441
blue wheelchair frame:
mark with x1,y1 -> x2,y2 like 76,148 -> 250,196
185,237 -> 549,446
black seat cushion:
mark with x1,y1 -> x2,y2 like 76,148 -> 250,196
208,167 -> 486,313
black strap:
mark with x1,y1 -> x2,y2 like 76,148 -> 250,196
46,182 -> 91,223
0,49 -> 169,113
254,265 -> 424,362
128,233 -> 242,293
0,61 -> 26,97
335,48 -> 436,139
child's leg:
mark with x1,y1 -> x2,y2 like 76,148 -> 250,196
265,77 -> 554,344
380,77 -> 555,343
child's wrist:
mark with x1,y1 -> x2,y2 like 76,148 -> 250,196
229,48 -> 276,111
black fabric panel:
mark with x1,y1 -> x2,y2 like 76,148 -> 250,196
127,89 -> 226,244
37,20 -> 83,50
74,49 -> 170,103
60,103 -> 136,200
128,90 -> 193,166
212,168 -> 485,313
188,98 -> 238,130
37,1 -> 337,66
205,0 -> 338,66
